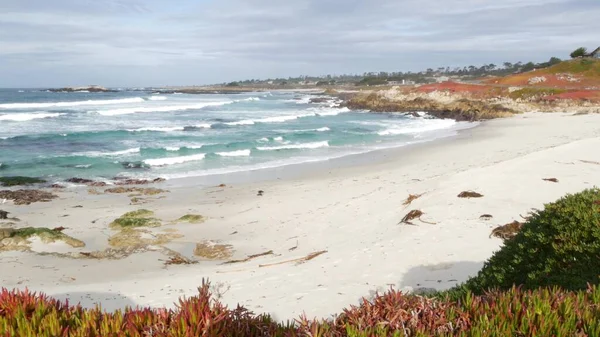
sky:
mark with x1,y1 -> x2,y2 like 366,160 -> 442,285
1,0 -> 599,87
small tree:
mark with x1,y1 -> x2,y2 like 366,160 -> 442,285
570,47 -> 587,58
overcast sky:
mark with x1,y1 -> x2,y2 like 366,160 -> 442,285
1,0 -> 598,87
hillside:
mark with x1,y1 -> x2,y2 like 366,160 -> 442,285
485,58 -> 600,90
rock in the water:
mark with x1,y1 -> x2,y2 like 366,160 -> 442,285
66,178 -> 107,187
0,210 -> 8,219
0,176 -> 46,187
47,85 -> 116,93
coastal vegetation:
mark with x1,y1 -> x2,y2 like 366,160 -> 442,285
109,209 -> 161,229
0,227 -> 84,252
2,189 -> 600,335
173,214 -> 205,224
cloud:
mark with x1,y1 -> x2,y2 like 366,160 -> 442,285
0,0 -> 598,86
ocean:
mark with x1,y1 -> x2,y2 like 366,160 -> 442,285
0,89 -> 473,184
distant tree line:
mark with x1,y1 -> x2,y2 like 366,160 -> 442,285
224,56 -> 564,87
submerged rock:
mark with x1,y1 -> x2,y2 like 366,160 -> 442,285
0,176 -> 46,187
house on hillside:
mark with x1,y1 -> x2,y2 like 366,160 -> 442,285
584,47 -> 600,58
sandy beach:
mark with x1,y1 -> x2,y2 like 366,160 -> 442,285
2,111 -> 600,321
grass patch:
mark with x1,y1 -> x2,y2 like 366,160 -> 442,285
194,241 -> 233,260
0,227 -> 84,249
174,214 -> 205,224
109,209 -> 160,229
508,87 -> 566,100
0,176 -> 46,187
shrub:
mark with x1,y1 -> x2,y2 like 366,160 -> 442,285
462,188 -> 600,294
3,283 -> 600,336
571,47 -> 588,58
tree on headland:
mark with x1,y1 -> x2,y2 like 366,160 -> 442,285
570,47 -> 588,58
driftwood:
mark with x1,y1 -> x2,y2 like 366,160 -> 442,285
403,193 -> 424,206
258,250 -> 327,268
222,250 -> 274,265
543,178 -> 559,183
479,214 -> 493,221
399,210 -> 437,225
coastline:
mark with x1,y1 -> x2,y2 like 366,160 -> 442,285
2,111 -> 600,321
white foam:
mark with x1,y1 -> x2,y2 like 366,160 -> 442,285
96,101 -> 233,116
75,164 -> 92,168
79,147 -> 140,157
128,126 -> 185,132
148,96 -> 167,101
236,97 -> 260,102
0,97 -> 145,109
186,145 -> 205,149
316,127 -> 331,132
225,119 -> 255,126
257,137 -> 269,143
312,107 -> 350,116
377,119 -> 457,136
0,112 -> 64,122
257,113 -> 314,123
256,141 -> 329,151
216,149 -> 251,157
194,123 -> 212,129
273,136 -> 284,142
165,147 -> 181,152
144,153 -> 206,166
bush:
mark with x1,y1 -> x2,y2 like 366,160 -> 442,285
571,47 -> 588,58
462,188 -> 600,294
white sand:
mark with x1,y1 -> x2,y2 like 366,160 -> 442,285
2,112 -> 600,320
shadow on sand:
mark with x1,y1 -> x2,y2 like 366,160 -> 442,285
49,291 -> 137,311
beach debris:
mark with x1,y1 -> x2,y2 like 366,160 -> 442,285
66,178 -> 107,187
458,191 -> 484,198
0,176 -> 46,187
223,250 -> 274,264
109,209 -> 161,229
50,184 -> 66,189
259,250 -> 328,268
73,205 -> 83,208
490,221 -> 523,241
0,189 -> 58,205
163,254 -> 197,266
0,210 -> 8,220
172,214 -> 205,224
229,231 -> 238,235
194,241 -> 234,260
543,178 -> 559,183
257,190 -> 264,196
289,240 -> 299,251
399,209 -> 437,226
479,214 -> 493,221
52,226 -> 66,232
218,184 -> 227,188
403,193 -> 424,206
87,188 -> 102,195
580,159 -> 600,165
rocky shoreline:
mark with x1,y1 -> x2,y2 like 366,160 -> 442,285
48,86 -> 117,93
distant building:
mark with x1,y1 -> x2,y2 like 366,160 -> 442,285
585,47 -> 600,58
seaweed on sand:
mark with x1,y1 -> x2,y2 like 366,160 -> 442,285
458,191 -> 484,198
399,210 -> 437,225
173,214 -> 205,224
109,209 -> 161,229
490,221 -> 523,241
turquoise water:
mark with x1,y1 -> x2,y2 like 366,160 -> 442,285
0,89 -> 472,183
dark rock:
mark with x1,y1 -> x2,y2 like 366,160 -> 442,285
113,178 -> 166,186
66,178 -> 107,187
47,86 -> 117,93
120,162 -> 150,170
309,97 -> 329,104
0,210 -> 8,219
51,184 -> 66,189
